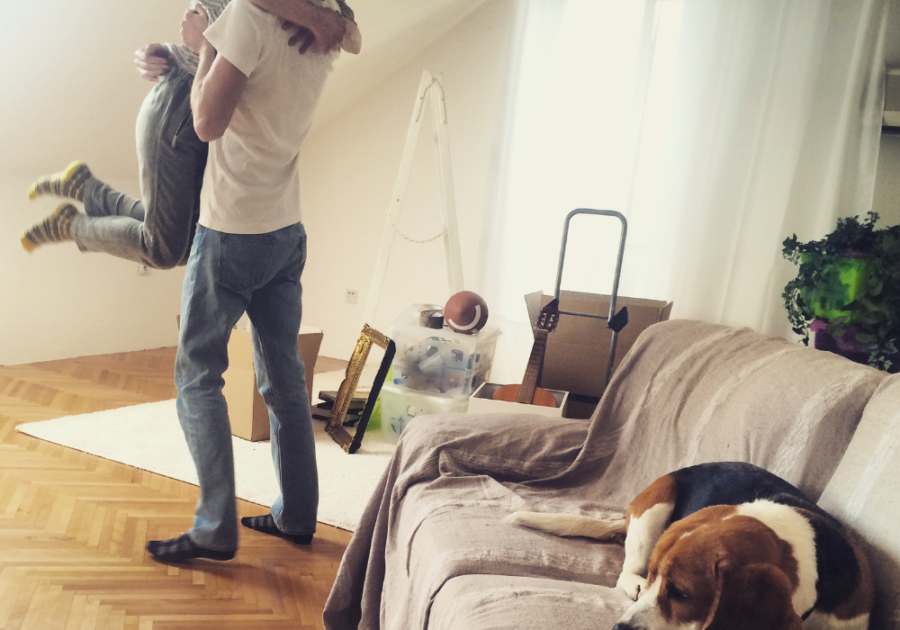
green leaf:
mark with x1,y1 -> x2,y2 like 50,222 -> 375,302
869,280 -> 884,297
881,233 -> 900,255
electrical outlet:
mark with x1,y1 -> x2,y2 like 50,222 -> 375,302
138,264 -> 149,276
346,289 -> 358,304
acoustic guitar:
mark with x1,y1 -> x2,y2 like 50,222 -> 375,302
492,299 -> 560,408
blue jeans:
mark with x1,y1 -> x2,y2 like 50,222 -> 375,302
72,66 -> 208,269
175,223 -> 317,551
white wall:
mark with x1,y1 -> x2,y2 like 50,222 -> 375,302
0,176 -> 185,365
0,1 -> 188,180
299,0 -> 519,360
874,136 -> 900,226
0,0 -> 502,366
3,0 -> 894,366
875,0 -> 900,229
0,0 -> 190,365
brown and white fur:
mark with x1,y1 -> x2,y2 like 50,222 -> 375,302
506,463 -> 873,630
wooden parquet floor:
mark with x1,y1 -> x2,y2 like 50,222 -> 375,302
0,348 -> 352,630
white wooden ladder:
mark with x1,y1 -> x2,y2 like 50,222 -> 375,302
363,71 -> 465,326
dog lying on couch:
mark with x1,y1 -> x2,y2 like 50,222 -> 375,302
324,321 -> 900,630
508,462 -> 874,630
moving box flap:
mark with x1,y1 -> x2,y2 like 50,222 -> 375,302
228,329 -> 256,371
225,325 -> 324,442
524,290 -> 673,397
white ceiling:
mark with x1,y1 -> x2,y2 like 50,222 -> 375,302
0,0 -> 487,178
319,0 -> 489,125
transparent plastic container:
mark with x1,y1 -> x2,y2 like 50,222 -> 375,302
389,303 -> 501,398
380,383 -> 469,442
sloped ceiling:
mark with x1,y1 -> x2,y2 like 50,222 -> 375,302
319,0 -> 489,125
0,0 -> 487,178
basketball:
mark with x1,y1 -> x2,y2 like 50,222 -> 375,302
444,291 -> 489,334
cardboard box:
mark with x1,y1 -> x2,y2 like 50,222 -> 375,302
468,382 -> 569,418
525,291 -> 672,399
223,325 -> 323,442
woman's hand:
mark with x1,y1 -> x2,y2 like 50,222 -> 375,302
181,5 -> 210,54
134,43 -> 171,82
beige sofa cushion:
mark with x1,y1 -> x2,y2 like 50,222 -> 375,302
429,575 -> 632,630
578,320 -> 887,504
818,374 -> 900,630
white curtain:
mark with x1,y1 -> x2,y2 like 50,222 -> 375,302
480,0 -> 887,384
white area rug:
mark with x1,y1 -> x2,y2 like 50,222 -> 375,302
16,370 -> 394,532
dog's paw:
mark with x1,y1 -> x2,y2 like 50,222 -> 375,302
617,573 -> 647,601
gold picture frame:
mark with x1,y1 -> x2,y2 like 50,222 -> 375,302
325,325 -> 396,454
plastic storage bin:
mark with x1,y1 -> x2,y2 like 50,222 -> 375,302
380,383 -> 469,442
390,303 -> 501,397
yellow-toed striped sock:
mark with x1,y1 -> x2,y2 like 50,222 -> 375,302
28,161 -> 93,201
20,204 -> 80,253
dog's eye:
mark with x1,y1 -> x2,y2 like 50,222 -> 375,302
665,583 -> 690,603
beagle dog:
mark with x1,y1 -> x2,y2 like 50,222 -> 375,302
506,462 -> 873,630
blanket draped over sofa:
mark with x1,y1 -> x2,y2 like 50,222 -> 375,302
323,320 -> 900,630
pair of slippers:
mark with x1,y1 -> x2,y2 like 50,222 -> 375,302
147,514 -> 313,563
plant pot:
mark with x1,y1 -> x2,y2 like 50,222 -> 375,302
810,319 -> 900,373
810,319 -> 869,364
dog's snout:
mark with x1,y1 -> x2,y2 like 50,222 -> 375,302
612,625 -> 637,630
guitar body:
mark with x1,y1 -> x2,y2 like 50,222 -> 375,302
492,383 -> 558,408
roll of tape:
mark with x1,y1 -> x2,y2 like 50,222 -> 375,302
419,309 -> 444,329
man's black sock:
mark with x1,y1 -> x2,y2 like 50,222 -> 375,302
146,533 -> 235,563
240,514 -> 313,544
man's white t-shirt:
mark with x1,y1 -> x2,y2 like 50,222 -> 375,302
199,0 -> 339,235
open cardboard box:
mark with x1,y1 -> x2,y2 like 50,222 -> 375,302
525,291 -> 672,417
223,324 -> 323,442
468,382 -> 569,418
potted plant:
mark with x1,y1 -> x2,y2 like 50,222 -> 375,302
782,212 -> 900,373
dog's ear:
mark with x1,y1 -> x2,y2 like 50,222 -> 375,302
704,562 -> 802,630
700,558 -> 727,630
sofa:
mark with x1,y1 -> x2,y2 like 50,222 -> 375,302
323,320 -> 900,629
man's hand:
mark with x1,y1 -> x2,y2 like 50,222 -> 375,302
309,10 -> 346,53
282,20 -> 315,54
134,44 -> 171,82
248,0 -> 350,54
181,5 -> 210,54
342,18 -> 362,55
